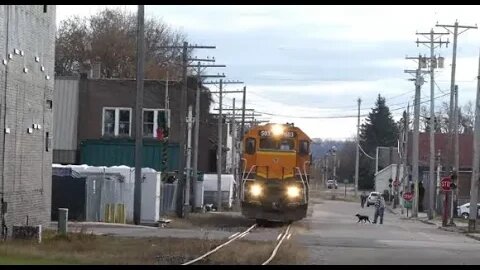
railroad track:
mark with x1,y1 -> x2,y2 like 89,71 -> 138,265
181,223 -> 292,265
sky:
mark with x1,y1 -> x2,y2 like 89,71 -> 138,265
55,5 -> 480,140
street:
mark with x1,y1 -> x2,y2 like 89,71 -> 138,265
295,198 -> 480,265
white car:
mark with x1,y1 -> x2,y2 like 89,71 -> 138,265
366,192 -> 381,207
326,180 -> 338,189
457,203 -> 480,219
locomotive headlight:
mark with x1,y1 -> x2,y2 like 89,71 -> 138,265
286,186 -> 301,198
250,184 -> 262,197
271,124 -> 284,136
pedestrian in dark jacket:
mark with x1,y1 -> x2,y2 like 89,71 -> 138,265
373,196 -> 385,224
360,191 -> 367,208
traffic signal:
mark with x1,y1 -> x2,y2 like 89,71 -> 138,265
389,178 -> 393,183
389,184 -> 392,188
157,111 -> 169,141
450,173 -> 457,189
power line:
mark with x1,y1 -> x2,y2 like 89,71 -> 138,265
210,92 -> 450,120
232,89 -> 417,112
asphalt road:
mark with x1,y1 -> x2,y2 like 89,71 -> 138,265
294,199 -> 480,265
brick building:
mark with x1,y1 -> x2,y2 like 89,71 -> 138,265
0,5 -> 55,234
53,75 -> 227,173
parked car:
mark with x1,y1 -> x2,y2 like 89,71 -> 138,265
457,203 -> 480,219
366,192 -> 381,207
326,180 -> 338,189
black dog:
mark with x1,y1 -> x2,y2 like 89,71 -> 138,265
355,214 -> 371,223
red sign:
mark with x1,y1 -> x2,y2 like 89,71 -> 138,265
403,192 -> 413,201
441,177 -> 451,191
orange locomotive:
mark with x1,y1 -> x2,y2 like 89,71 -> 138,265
240,123 -> 311,223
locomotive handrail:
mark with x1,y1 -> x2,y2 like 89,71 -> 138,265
242,165 -> 257,200
241,158 -> 247,180
294,166 -> 307,183
295,167 -> 308,204
303,161 -> 310,185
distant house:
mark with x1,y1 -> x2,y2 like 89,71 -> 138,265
375,164 -> 404,195
53,74 -> 228,173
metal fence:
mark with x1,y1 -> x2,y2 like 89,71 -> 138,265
83,172 -> 134,223
160,182 -> 178,216
53,166 -> 179,223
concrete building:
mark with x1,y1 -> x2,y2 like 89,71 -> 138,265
0,5 -> 55,234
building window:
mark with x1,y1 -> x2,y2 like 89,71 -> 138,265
46,99 -> 53,109
143,109 -> 170,138
102,107 -> 132,137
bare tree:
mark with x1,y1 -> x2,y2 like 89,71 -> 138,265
55,7 -> 187,79
55,16 -> 91,76
459,101 -> 474,134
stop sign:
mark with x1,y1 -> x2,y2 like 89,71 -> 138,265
441,177 -> 452,191
403,192 -> 413,201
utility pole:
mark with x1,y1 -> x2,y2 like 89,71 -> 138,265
231,98 -> 240,209
355,98 -> 361,197
415,29 -> 449,220
451,85 -> 459,225
436,150 -> 442,214
405,55 -> 428,218
185,105 -> 193,209
191,60 -> 226,211
158,43 -> 216,217
403,104 -> 410,194
241,86 -> 247,140
133,5 -> 145,225
436,20 -> 477,194
204,80 -> 244,212
468,51 -> 480,233
239,85 -> 247,201
412,66 -> 421,218
394,126 -> 403,209
217,79 -> 223,211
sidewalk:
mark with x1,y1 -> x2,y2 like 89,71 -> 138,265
386,204 -> 480,241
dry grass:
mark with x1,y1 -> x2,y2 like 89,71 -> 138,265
0,229 -> 223,265
164,212 -> 255,232
0,227 -> 304,265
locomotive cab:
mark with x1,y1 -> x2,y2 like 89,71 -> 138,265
241,123 -> 311,223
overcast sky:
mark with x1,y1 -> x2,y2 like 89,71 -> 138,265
56,5 -> 480,140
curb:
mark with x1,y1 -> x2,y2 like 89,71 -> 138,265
465,234 -> 480,241
386,207 -> 400,215
418,219 -> 436,226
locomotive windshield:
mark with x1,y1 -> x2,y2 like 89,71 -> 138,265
259,138 -> 295,151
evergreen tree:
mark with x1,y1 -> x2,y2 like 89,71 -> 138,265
358,94 -> 399,189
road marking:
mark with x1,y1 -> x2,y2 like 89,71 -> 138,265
287,233 -> 292,240
277,233 -> 282,240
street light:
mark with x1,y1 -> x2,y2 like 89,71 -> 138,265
330,146 -> 337,181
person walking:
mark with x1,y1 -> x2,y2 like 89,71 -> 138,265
360,191 -> 367,208
373,195 -> 385,224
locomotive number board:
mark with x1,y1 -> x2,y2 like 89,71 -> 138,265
259,130 -> 296,138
